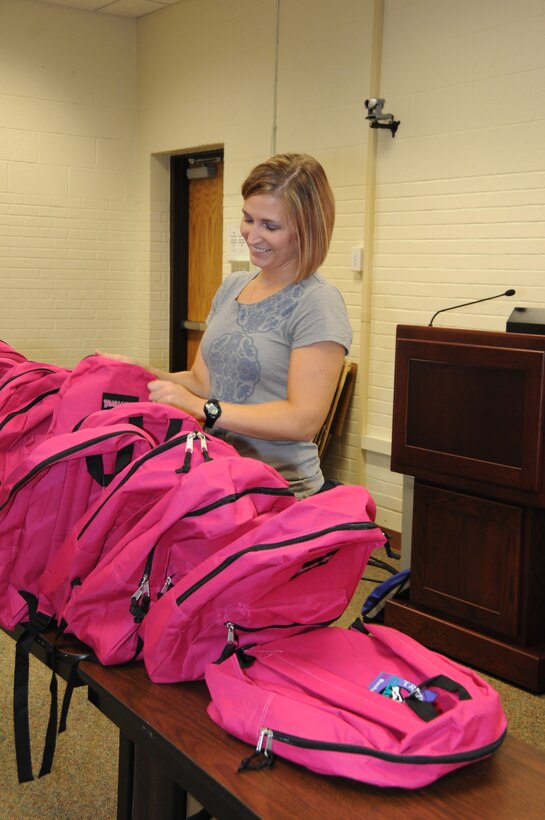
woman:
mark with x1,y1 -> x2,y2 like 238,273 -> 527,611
105,154 -> 352,496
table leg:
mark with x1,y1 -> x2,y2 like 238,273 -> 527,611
117,733 -> 135,820
132,744 -> 187,820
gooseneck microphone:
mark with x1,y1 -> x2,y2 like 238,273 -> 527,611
428,289 -> 516,327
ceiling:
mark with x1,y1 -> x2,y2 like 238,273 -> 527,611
34,0 -> 183,19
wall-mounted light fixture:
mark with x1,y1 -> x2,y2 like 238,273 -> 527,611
364,98 -> 400,138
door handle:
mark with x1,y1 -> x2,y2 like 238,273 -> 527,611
181,320 -> 207,331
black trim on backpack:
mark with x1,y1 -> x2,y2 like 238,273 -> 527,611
86,443 -> 135,486
12,593 -> 93,783
404,675 -> 472,722
13,594 -> 55,782
0,388 -> 61,432
165,417 -> 184,440
245,725 -> 507,768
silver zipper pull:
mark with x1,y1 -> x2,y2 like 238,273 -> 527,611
130,574 -> 151,621
239,727 -> 275,771
256,728 -> 273,757
131,574 -> 150,603
226,621 -> 237,645
177,431 -> 197,473
196,431 -> 210,460
159,575 -> 173,597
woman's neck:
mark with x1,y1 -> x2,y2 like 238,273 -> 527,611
239,270 -> 296,305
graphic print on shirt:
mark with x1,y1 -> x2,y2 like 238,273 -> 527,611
208,332 -> 260,402
207,283 -> 304,402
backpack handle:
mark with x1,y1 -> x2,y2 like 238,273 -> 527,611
86,444 -> 134,486
404,674 -> 472,722
128,414 -> 184,441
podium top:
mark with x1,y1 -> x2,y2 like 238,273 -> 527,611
396,323 -> 545,351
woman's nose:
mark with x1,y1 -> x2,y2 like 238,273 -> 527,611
244,225 -> 259,244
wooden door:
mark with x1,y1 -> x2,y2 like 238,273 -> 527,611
186,162 -> 223,367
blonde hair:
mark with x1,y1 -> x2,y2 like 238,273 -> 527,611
241,153 -> 335,282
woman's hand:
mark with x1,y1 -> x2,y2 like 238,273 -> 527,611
96,347 -> 211,411
148,379 -> 205,422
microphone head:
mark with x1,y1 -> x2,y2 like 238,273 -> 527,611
505,289 -> 516,296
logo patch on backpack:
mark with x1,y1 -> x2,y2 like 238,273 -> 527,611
290,549 -> 339,579
101,393 -> 139,410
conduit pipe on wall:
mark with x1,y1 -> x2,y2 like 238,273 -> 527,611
357,0 -> 384,487
270,0 -> 280,155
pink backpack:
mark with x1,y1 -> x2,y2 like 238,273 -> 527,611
0,423 -> 155,631
141,484 -> 386,683
38,431 -> 243,625
59,444 -> 295,665
0,340 -> 28,377
47,354 -> 158,435
0,362 -> 70,490
205,623 -> 507,789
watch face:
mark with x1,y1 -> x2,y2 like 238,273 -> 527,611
204,400 -> 221,427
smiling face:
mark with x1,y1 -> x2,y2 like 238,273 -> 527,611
240,194 -> 300,281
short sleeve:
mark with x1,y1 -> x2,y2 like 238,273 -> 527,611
290,278 -> 352,353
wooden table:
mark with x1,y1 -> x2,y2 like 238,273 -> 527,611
79,659 -> 545,820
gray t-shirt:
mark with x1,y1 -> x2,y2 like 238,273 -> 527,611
201,270 -> 353,496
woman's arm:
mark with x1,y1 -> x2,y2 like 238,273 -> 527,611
148,341 -> 345,441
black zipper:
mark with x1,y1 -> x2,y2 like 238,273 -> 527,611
225,620 -> 334,645
0,427 -> 151,513
130,547 -> 155,622
258,726 -> 507,766
183,486 -> 294,517
0,366 -> 58,392
175,521 -> 381,606
0,388 -> 61,431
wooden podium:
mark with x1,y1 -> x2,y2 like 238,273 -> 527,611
386,324 -> 545,692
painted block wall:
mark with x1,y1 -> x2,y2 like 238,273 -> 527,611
0,0 -> 141,367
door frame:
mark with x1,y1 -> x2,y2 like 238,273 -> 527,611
169,148 -> 224,371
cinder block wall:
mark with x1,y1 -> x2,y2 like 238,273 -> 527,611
0,0 -> 142,366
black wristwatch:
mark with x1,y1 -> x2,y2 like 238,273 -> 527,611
203,398 -> 222,428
